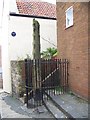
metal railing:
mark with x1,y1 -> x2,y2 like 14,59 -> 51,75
25,59 -> 69,108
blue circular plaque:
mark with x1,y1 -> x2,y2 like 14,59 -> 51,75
11,32 -> 16,37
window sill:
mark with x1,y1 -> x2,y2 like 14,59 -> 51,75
65,24 -> 74,30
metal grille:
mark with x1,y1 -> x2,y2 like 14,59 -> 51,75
25,59 -> 69,108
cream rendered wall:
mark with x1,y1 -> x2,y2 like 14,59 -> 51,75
9,16 -> 57,60
9,16 -> 33,60
36,18 -> 57,52
1,0 -> 57,93
1,0 -> 12,93
0,0 -> 3,44
1,0 -> 18,93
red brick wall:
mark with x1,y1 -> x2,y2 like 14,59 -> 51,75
57,2 -> 89,100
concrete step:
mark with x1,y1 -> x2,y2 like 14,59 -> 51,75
44,92 -> 74,120
44,92 -> 88,119
43,99 -> 67,119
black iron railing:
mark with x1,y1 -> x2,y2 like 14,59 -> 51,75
25,59 -> 69,108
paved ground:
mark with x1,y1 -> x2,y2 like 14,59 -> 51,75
0,89 -> 89,119
50,93 -> 89,119
0,92 -> 53,119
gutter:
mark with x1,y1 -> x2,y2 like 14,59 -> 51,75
10,13 -> 57,20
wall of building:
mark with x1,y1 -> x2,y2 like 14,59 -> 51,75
0,0 -> 3,88
1,0 -> 12,93
0,46 -> 2,67
0,0 -> 57,93
88,2 -> 90,99
8,16 -> 57,60
1,0 -> 19,92
0,46 -> 2,88
2,14 -> 56,93
57,2 -> 89,100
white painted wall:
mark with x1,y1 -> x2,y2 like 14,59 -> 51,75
9,16 -> 57,60
1,0 -> 57,93
9,0 -> 19,13
37,18 -> 57,52
0,0 -> 3,45
9,16 -> 33,60
1,0 -> 11,93
1,0 -> 18,93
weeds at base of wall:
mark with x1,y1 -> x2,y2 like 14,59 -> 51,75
68,90 -> 88,103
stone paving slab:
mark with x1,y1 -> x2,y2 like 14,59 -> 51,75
44,99 -> 67,119
0,91 -> 89,119
50,93 -> 89,119
0,92 -> 53,119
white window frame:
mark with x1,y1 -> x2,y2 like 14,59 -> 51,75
65,6 -> 73,28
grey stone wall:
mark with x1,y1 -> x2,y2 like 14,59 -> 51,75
11,61 -> 25,98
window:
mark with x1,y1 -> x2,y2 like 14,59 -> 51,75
66,6 -> 73,28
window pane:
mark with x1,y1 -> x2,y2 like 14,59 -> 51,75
66,7 -> 73,28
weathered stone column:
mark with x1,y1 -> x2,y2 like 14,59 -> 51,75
32,19 -> 42,101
